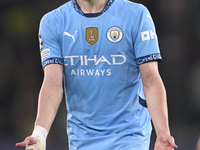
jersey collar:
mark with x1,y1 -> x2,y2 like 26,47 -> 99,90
72,0 -> 114,17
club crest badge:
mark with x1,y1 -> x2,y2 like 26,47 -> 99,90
85,27 -> 99,46
107,27 -> 123,43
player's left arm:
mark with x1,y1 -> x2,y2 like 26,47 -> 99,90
139,61 -> 178,150
197,136 -> 200,150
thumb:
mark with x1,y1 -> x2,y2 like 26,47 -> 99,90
168,137 -> 178,149
16,136 -> 36,148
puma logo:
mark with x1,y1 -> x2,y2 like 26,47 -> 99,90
63,31 -> 77,42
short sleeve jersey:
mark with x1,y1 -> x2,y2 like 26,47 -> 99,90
39,0 -> 162,149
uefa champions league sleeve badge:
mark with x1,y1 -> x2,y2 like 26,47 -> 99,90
38,34 -> 44,51
107,26 -> 123,43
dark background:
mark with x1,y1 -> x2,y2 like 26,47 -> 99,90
0,0 -> 200,149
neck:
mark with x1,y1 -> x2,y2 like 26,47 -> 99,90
76,0 -> 108,13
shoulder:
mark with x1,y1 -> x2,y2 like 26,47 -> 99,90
40,1 -> 72,24
39,2 -> 71,37
114,0 -> 147,13
111,0 -> 150,27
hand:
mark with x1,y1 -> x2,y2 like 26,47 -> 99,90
16,136 -> 36,149
154,134 -> 178,150
16,136 -> 46,150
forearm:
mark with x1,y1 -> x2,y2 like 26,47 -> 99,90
35,80 -> 63,132
139,62 -> 177,149
15,65 -> 64,149
143,76 -> 170,136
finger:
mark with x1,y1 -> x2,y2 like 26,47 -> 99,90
171,143 -> 178,149
169,137 -> 178,149
16,141 -> 27,148
16,137 -> 36,148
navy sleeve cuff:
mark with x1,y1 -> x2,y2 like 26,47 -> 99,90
42,57 -> 64,68
136,53 -> 162,65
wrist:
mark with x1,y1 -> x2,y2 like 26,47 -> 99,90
154,125 -> 170,137
31,125 -> 48,140
156,133 -> 172,142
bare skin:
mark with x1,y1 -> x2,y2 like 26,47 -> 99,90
197,136 -> 200,150
16,1 -> 178,150
139,61 -> 178,150
76,0 -> 108,13
16,64 -> 63,149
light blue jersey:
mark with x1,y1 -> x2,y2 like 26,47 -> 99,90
39,0 -> 162,149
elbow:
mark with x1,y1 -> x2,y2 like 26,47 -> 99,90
142,75 -> 165,95
142,74 -> 160,88
40,79 -> 63,100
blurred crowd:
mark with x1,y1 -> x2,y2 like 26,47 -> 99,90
0,0 -> 200,149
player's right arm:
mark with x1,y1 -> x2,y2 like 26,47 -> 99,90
16,9 -> 64,149
35,64 -> 63,131
16,64 -> 63,149
197,136 -> 200,150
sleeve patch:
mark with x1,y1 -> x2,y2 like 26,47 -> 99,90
41,48 -> 50,60
38,34 -> 43,51
42,58 -> 64,68
137,53 -> 162,65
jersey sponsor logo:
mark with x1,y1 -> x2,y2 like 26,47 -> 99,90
64,55 -> 126,66
63,31 -> 77,42
141,30 -> 157,41
85,27 -> 99,46
64,54 -> 126,76
71,69 -> 111,76
107,26 -> 123,43
41,48 -> 50,60
38,34 -> 43,51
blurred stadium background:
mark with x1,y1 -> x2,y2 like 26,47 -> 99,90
0,0 -> 200,149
